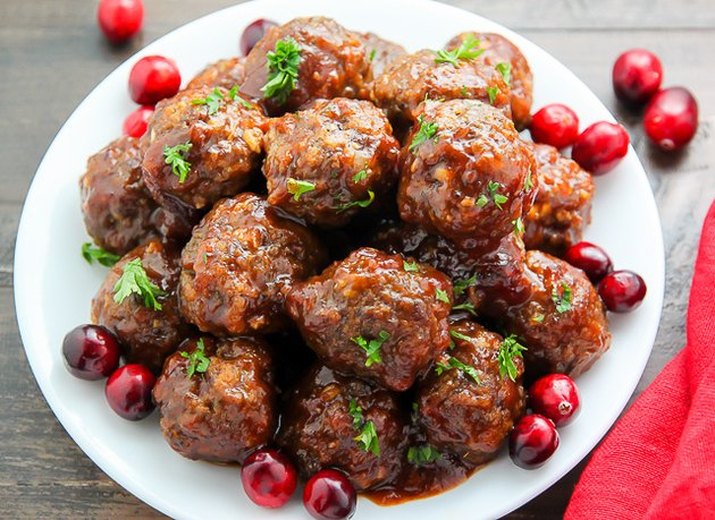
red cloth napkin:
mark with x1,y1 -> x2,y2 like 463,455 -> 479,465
565,201 -> 715,519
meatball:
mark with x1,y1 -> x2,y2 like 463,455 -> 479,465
359,32 -> 407,82
186,57 -> 246,90
445,32 -> 533,129
523,143 -> 595,255
398,99 -> 537,246
153,336 -> 276,463
80,136 -> 158,255
91,240 -> 192,373
278,365 -> 408,491
286,247 -> 452,392
179,193 -> 327,336
417,320 -> 525,464
502,250 -> 611,377
370,49 -> 511,126
142,86 -> 267,210
262,97 -> 400,227
240,17 -> 370,116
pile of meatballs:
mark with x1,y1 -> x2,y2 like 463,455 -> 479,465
79,16 -> 611,500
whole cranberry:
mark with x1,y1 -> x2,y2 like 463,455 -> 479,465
62,324 -> 121,380
564,241 -> 613,283
241,449 -> 297,509
122,105 -> 154,138
529,374 -> 581,427
571,121 -> 630,175
509,414 -> 560,469
303,469 -> 356,520
612,49 -> 663,105
530,104 -> 580,149
598,270 -> 647,313
97,0 -> 144,44
105,364 -> 156,420
128,56 -> 181,105
644,87 -> 699,151
240,19 -> 278,56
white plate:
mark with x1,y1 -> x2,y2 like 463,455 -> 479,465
14,0 -> 664,518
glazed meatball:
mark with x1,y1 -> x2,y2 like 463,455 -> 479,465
80,136 -> 158,255
286,247 -> 452,392
359,32 -> 407,82
398,99 -> 537,245
240,17 -> 370,116
523,143 -> 595,255
262,97 -> 400,227
370,49 -> 511,126
278,365 -> 408,491
417,320 -> 525,464
91,240 -> 192,373
186,57 -> 246,90
179,193 -> 327,336
142,86 -> 267,210
153,336 -> 276,463
445,32 -> 533,129
502,250 -> 611,377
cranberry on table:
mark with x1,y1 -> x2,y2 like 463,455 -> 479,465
303,469 -> 357,520
122,105 -> 154,138
564,241 -> 613,283
128,56 -> 181,105
509,414 -> 560,469
571,121 -> 630,175
240,19 -> 278,56
612,49 -> 663,105
643,87 -> 699,152
105,364 -> 156,420
62,324 -> 120,380
97,0 -> 144,44
529,374 -> 581,427
530,103 -> 580,149
598,270 -> 647,313
241,449 -> 297,509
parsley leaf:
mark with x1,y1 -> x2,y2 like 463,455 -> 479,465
262,37 -> 301,105
495,62 -> 511,86
163,142 -> 192,183
460,85 -> 469,97
407,444 -> 442,465
453,274 -> 477,297
487,86 -> 499,105
348,398 -> 380,456
532,313 -> 545,323
434,35 -> 484,66
348,398 -> 364,428
452,301 -> 477,316
351,330 -> 390,367
227,85 -> 239,100
369,49 -> 377,61
286,178 -> 316,201
524,168 -> 534,192
403,260 -> 420,272
436,356 -> 481,384
478,180 -> 508,210
436,288 -> 451,303
81,242 -> 120,267
112,258 -> 165,310
552,282 -> 573,313
336,190 -> 375,212
409,114 -> 439,152
498,334 -> 527,382
512,217 -> 525,235
449,329 -> 472,343
353,168 -> 369,183
180,338 -> 211,378
191,87 -> 224,115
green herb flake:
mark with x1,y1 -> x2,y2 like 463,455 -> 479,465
286,178 -> 316,201
351,330 -> 390,367
495,62 -> 512,86
512,217 -> 525,235
434,35 -> 484,67
353,168 -> 369,183
453,274 -> 477,297
163,142 -> 192,183
524,168 -> 534,192
180,338 -> 211,378
191,87 -> 225,115
452,301 -> 477,316
369,49 -> 377,61
262,37 -> 302,105
336,190 -> 375,212
460,85 -> 469,97
498,334 -> 527,382
436,356 -> 481,384
81,242 -> 120,267
112,258 -> 165,311
348,398 -> 380,456
487,86 -> 499,105
552,282 -> 573,313
449,329 -> 472,343
532,313 -> 545,324
436,288 -> 451,304
476,194 -> 489,208
409,114 -> 439,152
480,180 -> 508,210
407,444 -> 442,465
403,260 -> 420,272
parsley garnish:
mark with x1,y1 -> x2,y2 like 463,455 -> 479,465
452,301 -> 477,316
81,242 -> 120,267
180,338 -> 211,378
112,258 -> 165,310
351,330 -> 390,367
368,49 -> 377,61
552,282 -> 573,313
434,35 -> 484,66
487,86 -> 499,105
409,114 -> 439,152
495,62 -> 511,86
512,217 -> 525,235
436,356 -> 481,383
453,274 -> 477,297
286,178 -> 316,201
348,398 -> 380,456
336,190 -> 375,212
262,37 -> 301,105
436,288 -> 451,303
163,142 -> 192,183
477,180 -> 508,210
227,85 -> 239,100
353,168 -> 369,183
498,334 -> 527,382
407,445 -> 442,465
191,87 -> 225,115
460,85 -> 469,97
449,329 -> 472,342
403,261 -> 420,272
524,168 -> 534,192
532,313 -> 545,323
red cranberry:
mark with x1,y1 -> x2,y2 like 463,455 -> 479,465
105,364 -> 156,420
564,241 -> 613,283
122,105 -> 154,138
241,449 -> 297,509
509,414 -> 560,469
303,469 -> 356,520
62,324 -> 121,380
240,19 -> 278,56
530,104 -> 580,149
529,374 -> 581,427
571,121 -> 630,175
598,270 -> 647,313
612,49 -> 663,105
128,56 -> 181,105
644,87 -> 699,151
97,0 -> 144,44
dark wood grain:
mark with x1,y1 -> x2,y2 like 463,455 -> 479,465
1,1 -> 713,518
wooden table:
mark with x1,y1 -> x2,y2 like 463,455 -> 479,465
1,0 -> 713,517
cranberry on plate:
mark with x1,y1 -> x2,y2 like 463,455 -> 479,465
509,414 -> 560,469
122,105 -> 154,138
571,121 -> 630,175
564,241 -> 613,284
612,49 -> 663,105
241,449 -> 297,509
644,87 -> 699,152
62,324 -> 120,380
128,56 -> 181,105
97,0 -> 144,44
530,103 -> 580,149
529,374 -> 581,427
105,364 -> 156,420
240,19 -> 278,56
303,469 -> 357,520
598,270 -> 647,313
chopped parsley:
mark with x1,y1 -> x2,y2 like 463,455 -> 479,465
552,282 -> 573,313
336,190 -> 375,212
262,37 -> 301,105
163,142 -> 192,183
436,356 -> 481,384
407,444 -> 442,465
353,168 -> 369,183
348,398 -> 380,456
495,62 -> 511,86
434,35 -> 483,66
452,301 -> 477,316
81,242 -> 119,267
191,87 -> 225,115
180,338 -> 211,378
112,258 -> 165,311
403,260 -> 420,272
532,313 -> 545,324
460,85 -> 469,97
409,114 -> 439,152
477,180 -> 508,210
498,334 -> 527,382
487,86 -> 499,105
453,274 -> 477,297
286,178 -> 316,201
524,168 -> 534,192
436,288 -> 451,304
512,217 -> 525,235
368,49 -> 377,61
351,330 -> 390,367
449,329 -> 472,343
